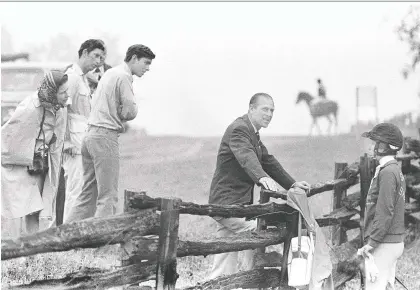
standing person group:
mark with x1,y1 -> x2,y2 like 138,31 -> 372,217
64,44 -> 155,222
1,40 -> 156,235
1,37 -> 408,290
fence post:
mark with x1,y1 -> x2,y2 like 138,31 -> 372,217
156,198 -> 180,290
331,162 -> 348,246
401,142 -> 411,203
55,168 -> 66,226
359,154 -> 375,289
256,189 -> 270,290
120,190 -> 148,290
122,190 -> 136,270
359,155 -> 375,239
257,189 -> 270,235
280,211 -> 299,283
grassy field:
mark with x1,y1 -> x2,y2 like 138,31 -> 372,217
2,130 -> 419,289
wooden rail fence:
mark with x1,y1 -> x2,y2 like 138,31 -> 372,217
2,136 -> 420,290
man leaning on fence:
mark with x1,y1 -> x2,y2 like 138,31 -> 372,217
208,93 -> 310,280
64,44 -> 155,222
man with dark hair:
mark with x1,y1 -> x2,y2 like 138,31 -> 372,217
77,39 -> 106,59
61,39 -> 105,223
124,44 -> 156,62
86,39 -> 112,95
65,44 -> 155,222
208,93 -> 310,279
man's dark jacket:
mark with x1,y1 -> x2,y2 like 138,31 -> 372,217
208,114 -> 296,205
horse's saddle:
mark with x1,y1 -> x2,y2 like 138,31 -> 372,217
310,99 -> 336,116
312,99 -> 329,106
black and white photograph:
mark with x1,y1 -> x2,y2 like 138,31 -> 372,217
1,1 -> 419,289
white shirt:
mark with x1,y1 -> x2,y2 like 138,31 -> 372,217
88,63 -> 137,133
65,63 -> 91,118
370,156 -> 396,187
374,156 -> 395,178
247,115 -> 258,133
64,63 -> 91,151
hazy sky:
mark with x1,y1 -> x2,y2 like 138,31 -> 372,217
1,2 -> 419,136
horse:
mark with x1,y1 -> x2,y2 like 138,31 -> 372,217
296,91 -> 339,136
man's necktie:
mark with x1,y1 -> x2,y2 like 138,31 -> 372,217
256,131 -> 261,146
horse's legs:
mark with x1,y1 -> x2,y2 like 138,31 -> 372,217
313,118 -> 322,136
326,115 -> 333,135
317,122 -> 322,136
333,113 -> 338,135
310,118 -> 318,136
309,120 -> 314,136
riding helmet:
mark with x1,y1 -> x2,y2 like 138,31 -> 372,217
361,123 -> 404,150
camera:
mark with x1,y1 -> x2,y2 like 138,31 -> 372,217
27,149 -> 49,175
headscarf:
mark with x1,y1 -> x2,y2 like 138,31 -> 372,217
37,70 -> 68,111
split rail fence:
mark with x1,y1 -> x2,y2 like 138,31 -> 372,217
2,135 -> 420,290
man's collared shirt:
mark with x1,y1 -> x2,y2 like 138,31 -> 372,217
88,62 -> 138,133
65,63 -> 91,118
64,63 -> 91,151
247,115 -> 258,133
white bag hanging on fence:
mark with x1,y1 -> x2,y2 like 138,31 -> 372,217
288,213 -> 315,288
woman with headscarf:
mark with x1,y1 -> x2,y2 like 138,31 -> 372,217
1,70 -> 69,236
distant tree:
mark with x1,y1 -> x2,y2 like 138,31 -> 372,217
396,5 -> 420,79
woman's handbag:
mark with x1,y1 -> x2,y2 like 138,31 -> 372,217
27,108 -> 49,175
288,213 -> 315,288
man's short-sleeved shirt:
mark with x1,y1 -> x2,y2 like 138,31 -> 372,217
65,63 -> 91,118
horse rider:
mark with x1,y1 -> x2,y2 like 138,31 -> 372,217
317,78 -> 327,100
